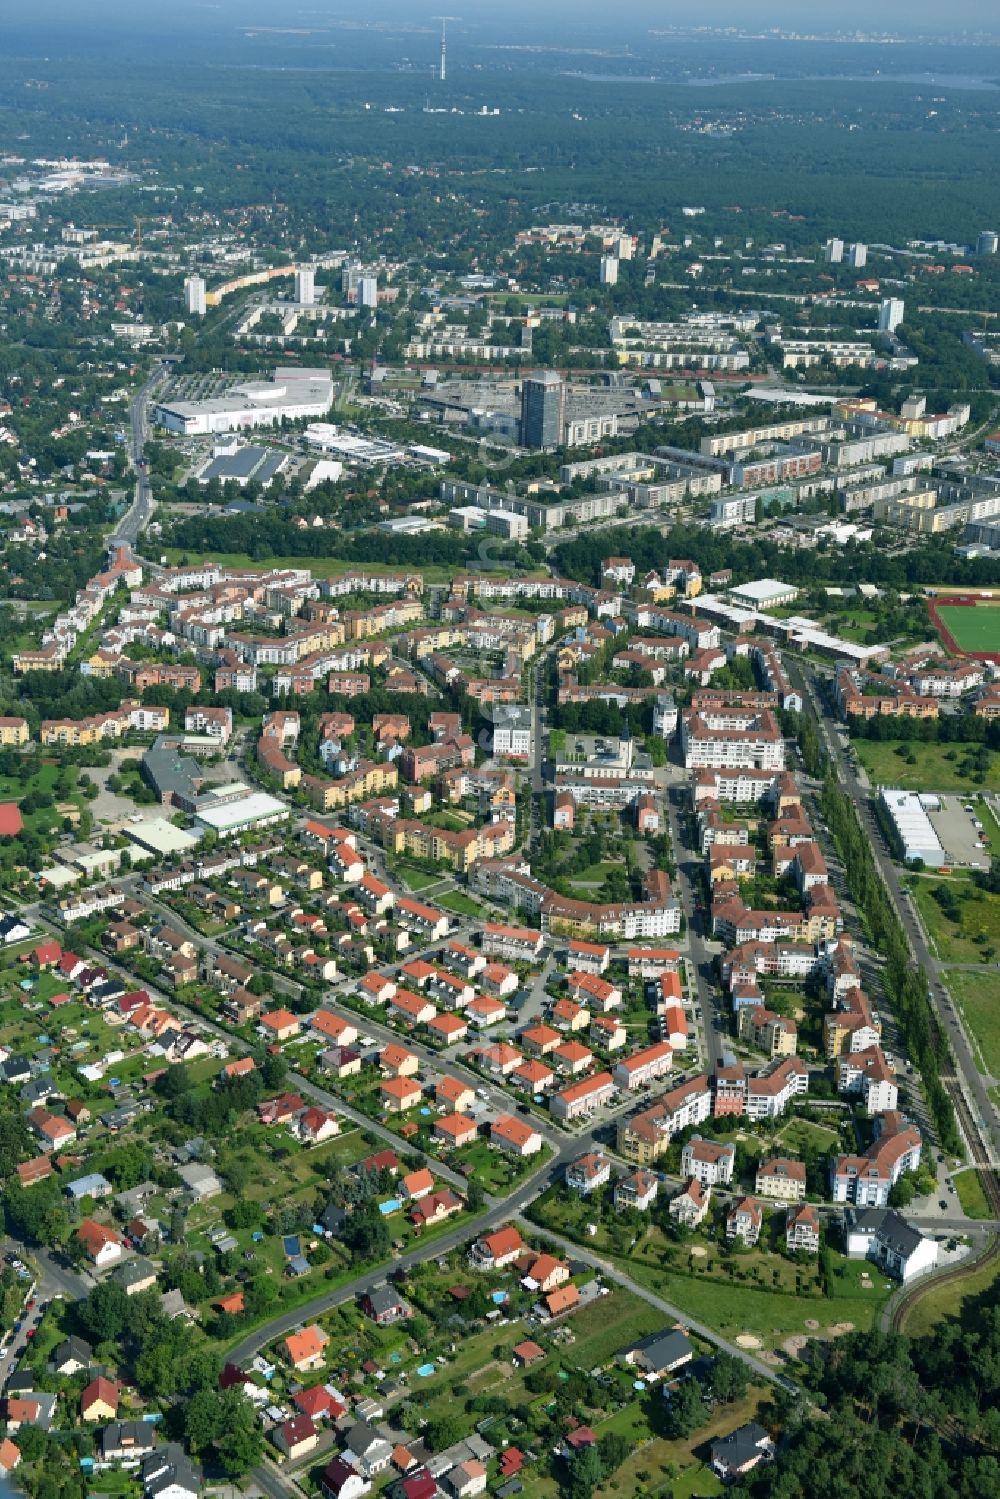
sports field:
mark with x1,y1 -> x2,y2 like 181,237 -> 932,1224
930,597 -> 1000,657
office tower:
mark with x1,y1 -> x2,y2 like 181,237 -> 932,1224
824,238 -> 844,265
358,275 -> 378,309
878,298 -> 905,334
520,371 -> 566,451
977,230 -> 999,256
184,276 -> 206,316
600,255 -> 619,285
848,242 -> 868,269
294,268 -> 315,306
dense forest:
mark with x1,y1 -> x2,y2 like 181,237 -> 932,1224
5,15 -> 1000,249
748,1278 -> 1000,1498
556,523 -> 1000,593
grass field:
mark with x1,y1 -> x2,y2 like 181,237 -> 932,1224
934,602 -> 1000,654
775,1117 -> 842,1155
909,876 -> 1000,965
563,1288 -> 665,1367
621,1255 -> 889,1350
953,1168 -> 994,1220
944,968 -> 1000,1078
853,738 -> 1000,792
904,1250 -> 1000,1338
394,863 -> 444,892
437,890 -> 488,918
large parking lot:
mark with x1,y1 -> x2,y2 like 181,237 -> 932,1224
926,794 -> 991,872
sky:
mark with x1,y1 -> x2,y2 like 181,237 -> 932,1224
8,1 -> 1000,34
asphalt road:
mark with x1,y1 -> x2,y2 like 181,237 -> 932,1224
663,782 -> 726,1074
225,1150 -> 560,1367
109,362 -> 167,550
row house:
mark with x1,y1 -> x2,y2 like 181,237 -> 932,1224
625,947 -> 682,980
567,971 -> 621,1012
549,1070 -> 615,1122
481,922 -> 545,963
692,766 -> 798,810
613,1041 -> 674,1091
716,1061 -> 746,1121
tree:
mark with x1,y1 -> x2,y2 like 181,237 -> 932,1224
184,1388 -> 224,1454
663,1376 -> 706,1439
708,1353 -> 750,1405
424,1413 -> 467,1452
567,1445 -> 605,1499
344,1203 -> 390,1263
596,1431 -> 630,1474
0,1111 -> 32,1177
78,1281 -> 130,1345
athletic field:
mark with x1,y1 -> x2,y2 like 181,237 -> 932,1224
930,596 -> 1000,658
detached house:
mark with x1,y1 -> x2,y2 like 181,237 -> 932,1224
726,1197 -> 763,1247
669,1178 -> 709,1229
284,1324 -> 330,1372
76,1219 -> 124,1268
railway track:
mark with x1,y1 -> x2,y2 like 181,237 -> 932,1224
887,1077 -> 1000,1335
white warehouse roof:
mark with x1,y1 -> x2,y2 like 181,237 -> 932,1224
879,788 -> 944,867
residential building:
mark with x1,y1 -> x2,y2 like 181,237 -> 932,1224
565,1151 -> 611,1195
726,1197 -> 763,1247
680,1136 -> 735,1186
785,1204 -> 821,1255
756,1156 -> 807,1202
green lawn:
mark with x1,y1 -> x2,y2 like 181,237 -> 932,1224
853,738 -> 1000,792
622,1254 -> 888,1351
450,1138 -> 552,1195
437,890 -> 488,919
953,1168 -> 994,1220
591,1392 -> 768,1499
934,602 -> 1000,654
566,861 -> 626,885
564,1290 -> 664,1367
530,1193 -> 890,1352
943,968 -> 1000,1077
394,863 -> 444,892
904,1249 -> 1000,1338
775,1117 -> 841,1155
908,877 -> 1000,965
